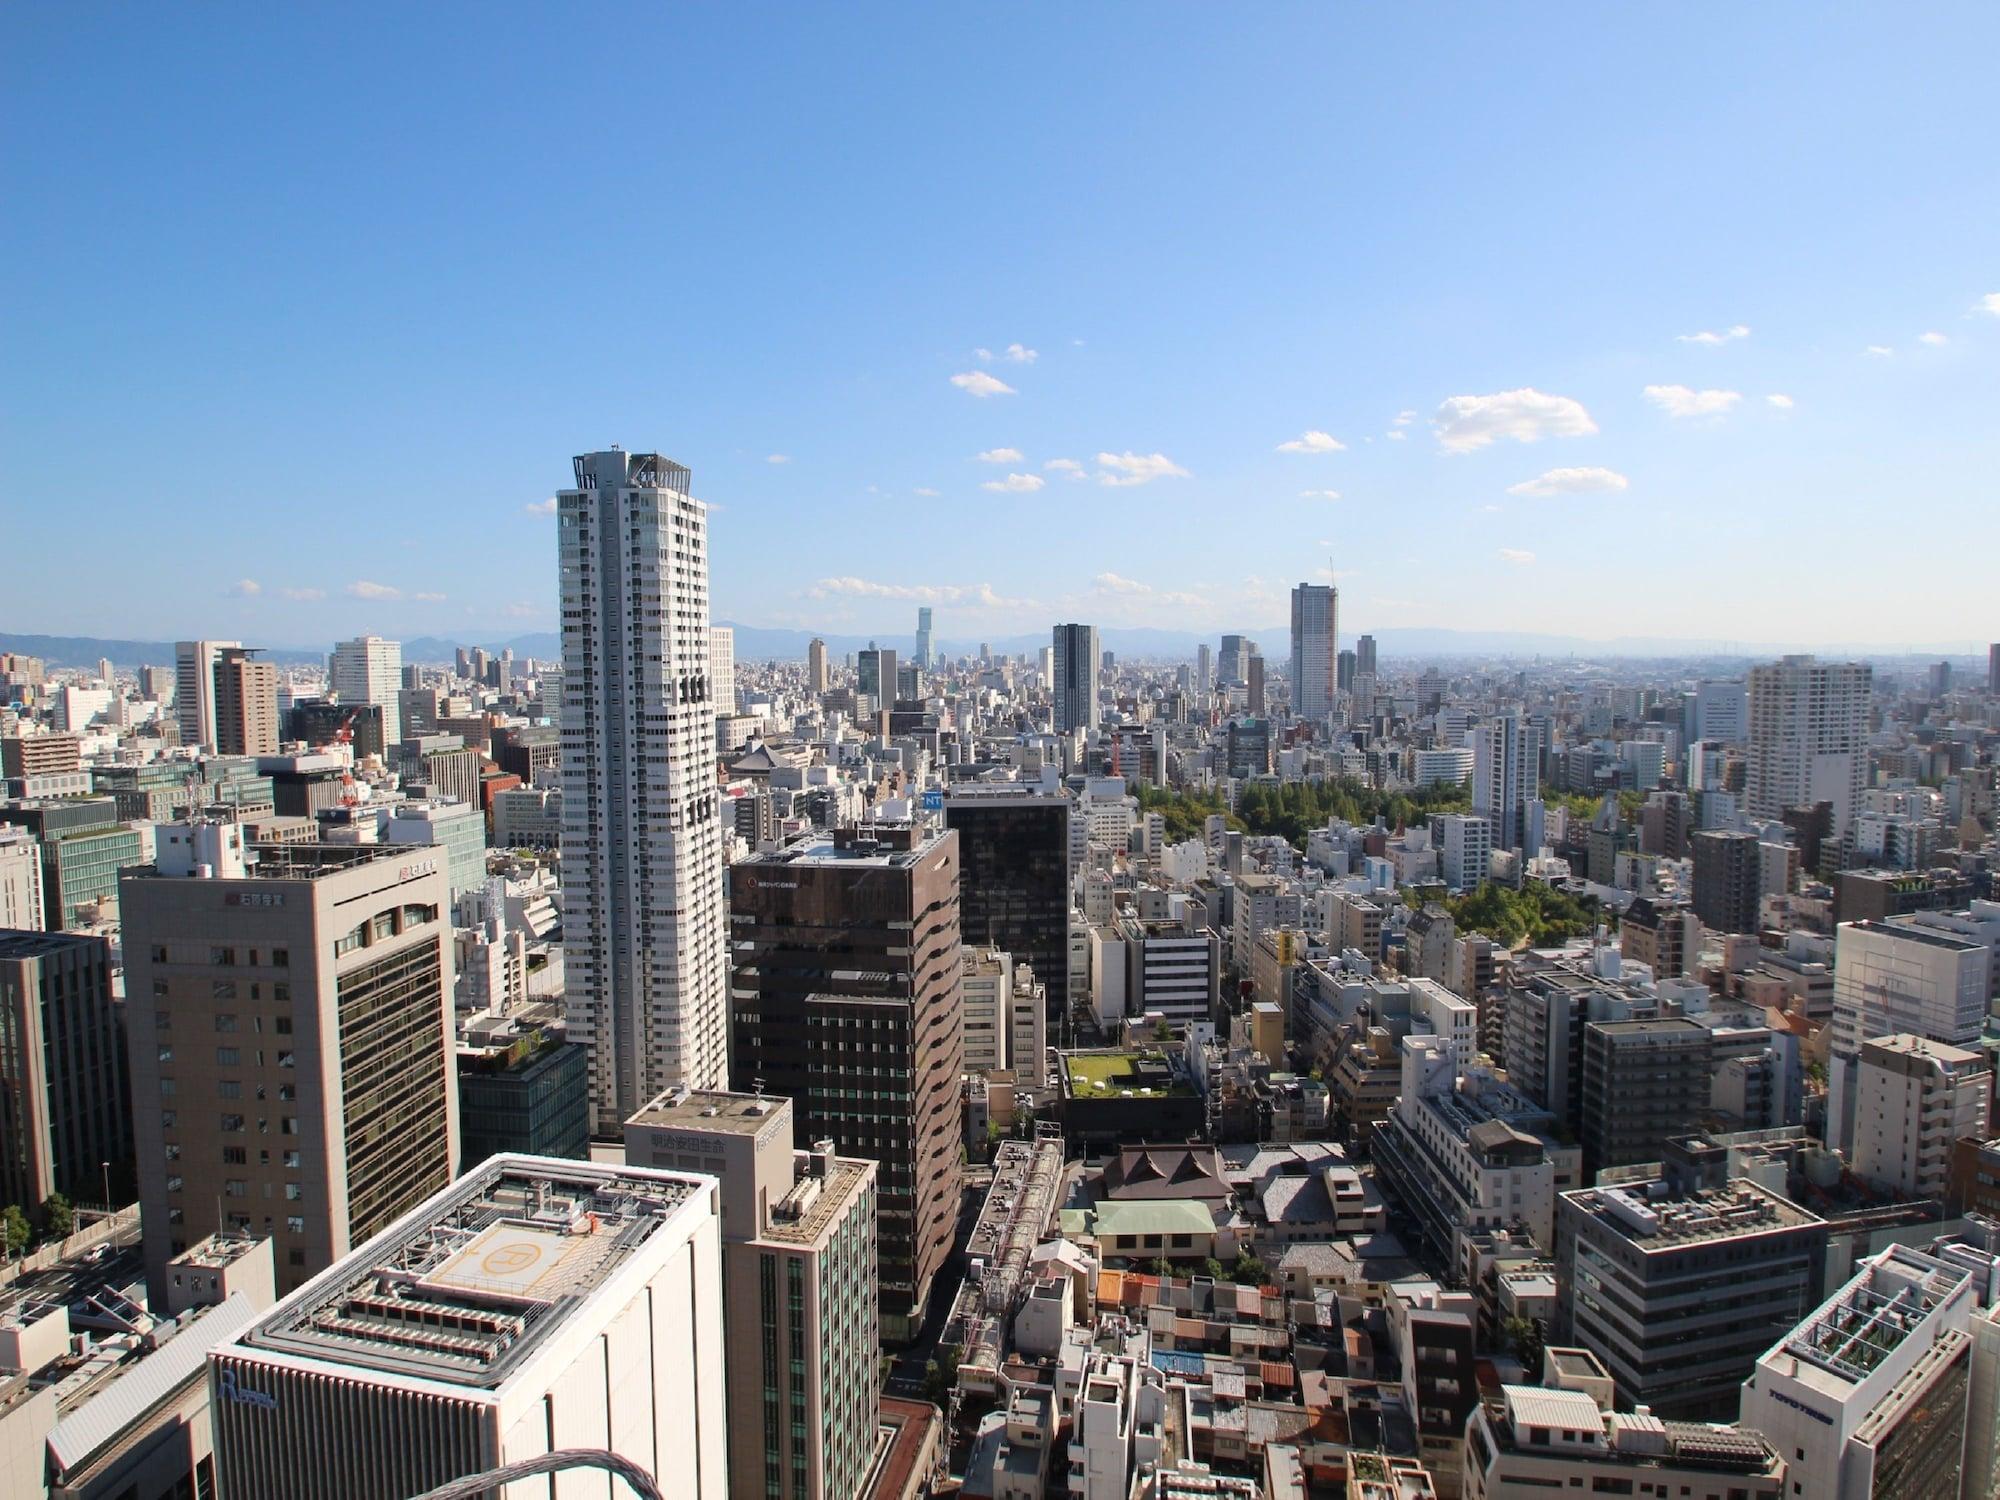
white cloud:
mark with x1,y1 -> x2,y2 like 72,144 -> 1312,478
1506,466 -> 1630,498
981,472 -> 1046,494
1088,572 -> 1204,608
1676,324 -> 1751,345
1392,410 -> 1416,426
1643,384 -> 1742,418
1498,548 -> 1536,565
1866,345 -> 1894,357
1918,330 -> 1948,346
974,347 -> 994,362
951,371 -> 1016,397
1094,572 -> 1149,594
975,447 -> 1025,464
1384,429 -> 1407,441
765,453 -> 790,464
1766,393 -> 1795,410
1043,458 -> 1086,478
1980,294 -> 2000,317
1478,503 -> 1502,513
279,586 -> 325,602
412,591 -> 447,603
524,497 -> 557,516
809,576 -> 1028,608
346,580 -> 401,600
1276,429 -> 1346,454
1003,343 -> 1037,364
1432,389 -> 1597,452
1095,451 -> 1190,487
913,486 -> 940,497
1298,489 -> 1342,501
229,578 -> 262,596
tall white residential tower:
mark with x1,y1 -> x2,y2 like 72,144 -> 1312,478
559,449 -> 727,1133
1289,582 -> 1338,718
329,634 -> 404,744
1746,654 -> 1871,838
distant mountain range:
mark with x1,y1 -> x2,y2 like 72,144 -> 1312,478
5,625 -> 1987,671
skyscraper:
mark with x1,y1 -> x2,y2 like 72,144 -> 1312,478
1473,712 -> 1542,852
914,605 -> 934,668
123,823 -> 458,1303
1289,582 -> 1338,717
857,644 -> 898,707
174,640 -> 240,752
1052,622 -> 1101,734
212,645 -> 279,756
559,448 -> 727,1134
1746,654 -> 1871,839
1217,634 -> 1251,687
946,786 -> 1073,1031
807,636 -> 828,693
729,826 -> 962,1342
1990,643 -> 1999,696
708,623 -> 736,716
329,635 -> 404,744
1195,643 -> 1212,692
1354,633 -> 1378,679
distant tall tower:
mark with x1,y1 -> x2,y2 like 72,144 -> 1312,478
329,635 -> 404,744
914,606 -> 934,669
1052,623 -> 1102,734
1355,634 -> 1378,679
708,625 -> 736,716
1474,712 -> 1542,852
857,644 -> 898,707
807,636 -> 828,693
1746,655 -> 1871,839
1290,582 -> 1338,717
173,640 -> 240,752
559,449 -> 727,1133
1196,643 -> 1212,692
1217,634 -> 1250,687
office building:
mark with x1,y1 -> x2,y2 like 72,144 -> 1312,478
857,643 -> 898,708
456,1031 -> 590,1167
0,825 -> 45,932
1850,1034 -> 1989,1200
1354,633 -> 1377,679
1826,918 -> 1990,1154
626,1091 -> 879,1500
1579,1018 -> 1712,1175
807,636 -> 828,693
946,786 -> 1073,1030
1289,582 -> 1338,718
123,825 -> 458,1303
1195,643 -> 1211,691
558,448 -> 728,1133
1473,714 -> 1541,852
709,623 -> 736,716
0,796 -> 149,930
962,944 -> 1020,1074
1618,897 -> 1698,979
207,1155 -> 727,1500
1746,655 -> 1871,838
1431,813 -> 1493,892
0,929 -> 131,1218
1243,651 -> 1265,715
1052,623 -> 1101,735
1217,634 -> 1251,687
1686,679 -> 1748,744
211,647 -> 280,757
382,797 -> 486,900
729,826 -> 962,1341
1557,1149 -> 1825,1418
1739,1244 -> 1976,1500
328,635 -> 403,746
173,640 -> 239,752
914,604 -> 933,668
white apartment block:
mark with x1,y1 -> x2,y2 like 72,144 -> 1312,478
964,944 -> 1014,1073
1850,1034 -> 1989,1200
1746,654 -> 1871,838
559,449 -> 728,1132
173,639 -> 239,752
708,623 -> 736,717
1433,814 -> 1493,892
1826,918 -> 1990,1153
329,634 -> 404,745
1414,746 -> 1475,789
1409,977 -> 1478,1070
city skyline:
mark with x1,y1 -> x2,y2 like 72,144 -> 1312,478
5,7 -> 1998,648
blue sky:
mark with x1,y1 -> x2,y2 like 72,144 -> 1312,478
4,5 -> 1996,650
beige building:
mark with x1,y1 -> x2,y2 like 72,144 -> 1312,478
122,822 -> 458,1304
211,646 -> 279,757
1851,1033 -> 1989,1200
626,1089 -> 879,1500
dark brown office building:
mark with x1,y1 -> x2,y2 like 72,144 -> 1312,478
1690,828 -> 1761,936
730,825 -> 962,1342
945,787 -> 1072,1030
